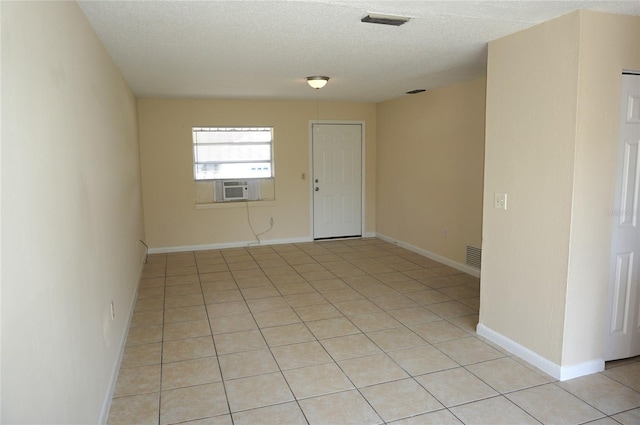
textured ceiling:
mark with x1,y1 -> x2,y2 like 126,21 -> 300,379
79,1 -> 640,103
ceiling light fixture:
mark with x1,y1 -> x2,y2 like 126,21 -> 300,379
361,13 -> 409,26
307,76 -> 329,89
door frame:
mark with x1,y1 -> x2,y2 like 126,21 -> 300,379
308,120 -> 366,240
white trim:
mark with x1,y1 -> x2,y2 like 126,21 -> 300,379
376,233 -> 480,278
99,254 -> 146,424
309,121 -> 366,240
147,236 -> 313,254
477,323 -> 604,381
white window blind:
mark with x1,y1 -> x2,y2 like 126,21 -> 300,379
193,127 -> 273,180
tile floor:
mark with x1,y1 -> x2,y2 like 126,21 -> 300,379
107,238 -> 640,425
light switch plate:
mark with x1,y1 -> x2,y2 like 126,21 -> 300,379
494,192 -> 507,210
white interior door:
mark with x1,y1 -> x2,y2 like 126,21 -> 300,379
312,123 -> 362,239
605,73 -> 640,361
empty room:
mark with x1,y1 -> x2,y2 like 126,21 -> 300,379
2,1 -> 640,424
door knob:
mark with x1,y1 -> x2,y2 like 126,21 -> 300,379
315,187 -> 319,191
315,179 -> 319,183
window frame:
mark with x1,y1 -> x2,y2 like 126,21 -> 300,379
192,126 -> 275,181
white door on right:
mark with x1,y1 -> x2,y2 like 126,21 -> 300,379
605,72 -> 640,361
312,123 -> 362,240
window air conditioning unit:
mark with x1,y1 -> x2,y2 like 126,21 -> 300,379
223,181 -> 249,201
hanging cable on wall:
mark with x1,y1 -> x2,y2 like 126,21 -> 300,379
244,201 -> 273,246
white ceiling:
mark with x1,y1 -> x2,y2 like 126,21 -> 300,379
79,0 -> 640,103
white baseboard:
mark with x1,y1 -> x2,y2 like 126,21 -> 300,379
148,236 -> 314,254
476,323 -> 604,381
375,233 -> 480,278
98,254 -> 146,424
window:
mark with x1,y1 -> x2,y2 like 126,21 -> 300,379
193,127 -> 273,180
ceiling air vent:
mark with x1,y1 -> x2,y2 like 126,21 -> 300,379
361,13 -> 409,26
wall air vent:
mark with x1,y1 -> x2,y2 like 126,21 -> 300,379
361,13 -> 409,26
466,245 -> 482,269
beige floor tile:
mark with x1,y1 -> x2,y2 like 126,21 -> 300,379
232,402 -> 307,425
166,265 -> 198,277
306,316 -> 361,340
199,271 -> 234,283
284,292 -> 326,307
135,297 -> 164,312
385,280 -> 430,293
224,372 -> 294,412
366,327 -> 427,352
164,293 -> 204,309
294,302 -> 342,321
139,277 -> 165,289
197,264 -> 230,274
126,324 -> 163,346
388,409 -> 463,425
348,312 -> 403,332
449,396 -> 539,425
165,283 -> 201,297
261,323 -> 315,347
388,306 -> 441,325
448,314 -> 479,333
584,418 -> 626,425
299,390 -> 383,425
213,329 -> 266,354
245,296 -> 289,313
435,336 -> 505,365
121,343 -> 162,368
427,301 -> 477,319
310,278 -> 349,292
321,288 -> 364,303
271,340 -> 333,370
266,272 -> 305,283
338,353 -> 409,387
209,313 -> 257,335
161,356 -> 221,390
138,286 -> 165,300
403,290 -> 452,306
163,319 -> 211,341
164,305 -> 207,323
334,299 -> 383,315
458,297 -> 480,311
130,310 -> 164,328
240,285 -> 280,300
612,407 -> 640,425
253,307 -> 301,328
558,373 -> 640,415
437,285 -> 479,300
218,348 -> 279,380
466,357 -> 550,393
165,274 -> 199,286
361,378 -> 443,422
108,392 -> 159,425
372,272 -> 412,284
320,333 -> 382,360
162,336 -> 216,363
284,362 -> 354,399
416,367 -> 498,407
234,276 -> 271,289
114,365 -> 161,397
388,345 -> 458,375
506,383 -> 605,425
200,280 -> 237,292
206,300 -> 250,318
203,289 -> 243,305
160,382 -> 228,425
370,294 -> 417,310
603,361 -> 640,391
409,320 -> 468,343
272,281 -> 316,295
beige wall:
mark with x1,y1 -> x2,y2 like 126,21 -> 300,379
376,79 -> 485,266
1,2 -> 145,423
481,10 -> 640,372
138,99 -> 376,250
564,11 -> 640,366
